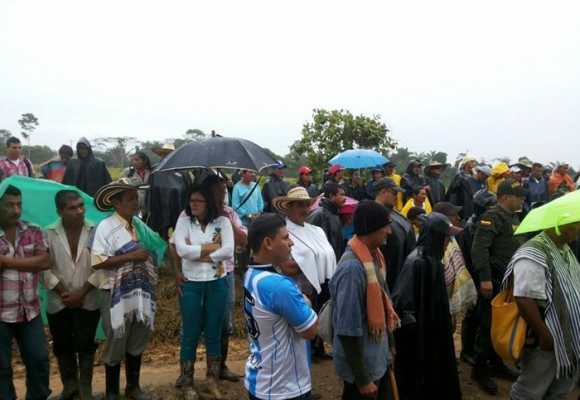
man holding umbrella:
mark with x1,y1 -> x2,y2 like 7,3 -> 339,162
503,192 -> 580,399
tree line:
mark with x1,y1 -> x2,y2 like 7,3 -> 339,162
2,111 -> 574,185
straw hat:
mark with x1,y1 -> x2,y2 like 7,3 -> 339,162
424,161 -> 448,175
151,143 -> 175,157
272,187 -> 314,214
93,178 -> 149,211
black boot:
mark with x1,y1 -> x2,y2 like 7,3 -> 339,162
105,363 -> 121,400
460,307 -> 477,366
55,353 -> 79,400
78,353 -> 95,400
125,353 -> 150,400
472,364 -> 498,396
488,360 -> 519,382
219,335 -> 239,382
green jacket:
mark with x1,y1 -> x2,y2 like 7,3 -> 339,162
471,205 -> 522,283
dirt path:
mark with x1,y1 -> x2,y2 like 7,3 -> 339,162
12,337 -> 580,399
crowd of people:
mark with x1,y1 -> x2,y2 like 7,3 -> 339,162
1,134 -> 580,400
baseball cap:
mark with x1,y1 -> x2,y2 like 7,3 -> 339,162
298,166 -> 312,175
475,166 -> 492,177
272,161 -> 286,170
373,178 -> 405,193
497,178 -> 528,197
372,165 -> 385,173
328,164 -> 345,175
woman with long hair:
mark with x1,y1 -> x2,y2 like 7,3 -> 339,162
173,184 -> 234,399
120,151 -> 152,219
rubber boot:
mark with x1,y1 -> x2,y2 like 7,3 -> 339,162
460,310 -> 477,366
125,353 -> 150,400
105,363 -> 121,400
180,360 -> 198,400
205,356 -> 223,399
219,335 -> 238,382
78,353 -> 95,400
55,353 -> 79,400
472,356 -> 497,396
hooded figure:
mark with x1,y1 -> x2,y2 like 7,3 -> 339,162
391,212 -> 462,400
400,160 -> 427,203
62,137 -> 112,197
486,162 -> 509,194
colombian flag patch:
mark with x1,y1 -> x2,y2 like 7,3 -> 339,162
480,220 -> 492,227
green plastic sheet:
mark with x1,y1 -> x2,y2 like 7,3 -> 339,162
0,175 -> 168,339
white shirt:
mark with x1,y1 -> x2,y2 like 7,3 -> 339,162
286,219 -> 337,294
513,258 -> 547,307
174,215 -> 234,281
40,220 -> 100,313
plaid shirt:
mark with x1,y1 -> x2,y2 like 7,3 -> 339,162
0,156 -> 35,180
0,220 -> 48,323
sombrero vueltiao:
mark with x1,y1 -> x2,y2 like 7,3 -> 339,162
272,186 -> 315,214
94,178 -> 149,211
151,143 -> 175,157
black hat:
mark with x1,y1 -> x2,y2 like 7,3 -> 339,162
373,178 -> 405,193
353,200 -> 391,236
432,202 -> 463,216
420,212 -> 463,236
497,179 -> 528,197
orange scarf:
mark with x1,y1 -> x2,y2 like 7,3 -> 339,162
349,235 -> 400,342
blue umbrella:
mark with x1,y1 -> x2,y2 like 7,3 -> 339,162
329,149 -> 389,169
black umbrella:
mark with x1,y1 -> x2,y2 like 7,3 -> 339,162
153,136 -> 279,173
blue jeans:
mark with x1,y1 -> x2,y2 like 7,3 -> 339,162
221,272 -> 235,336
0,315 -> 51,400
179,277 -> 228,361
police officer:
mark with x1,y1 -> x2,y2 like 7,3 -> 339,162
471,179 -> 527,395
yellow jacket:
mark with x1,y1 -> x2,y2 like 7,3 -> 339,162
401,198 -> 432,235
486,162 -> 509,194
388,172 -> 404,211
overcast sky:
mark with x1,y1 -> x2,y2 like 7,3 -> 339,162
1,1 -> 579,168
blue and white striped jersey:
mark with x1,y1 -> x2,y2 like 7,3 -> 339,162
243,266 -> 317,400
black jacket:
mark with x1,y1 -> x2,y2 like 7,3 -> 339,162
380,209 -> 416,291
62,137 -> 112,197
146,168 -> 193,234
445,172 -> 475,221
261,174 -> 290,213
391,213 -> 462,399
297,179 -> 320,199
307,198 -> 345,262
425,174 -> 445,206
401,161 -> 427,203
